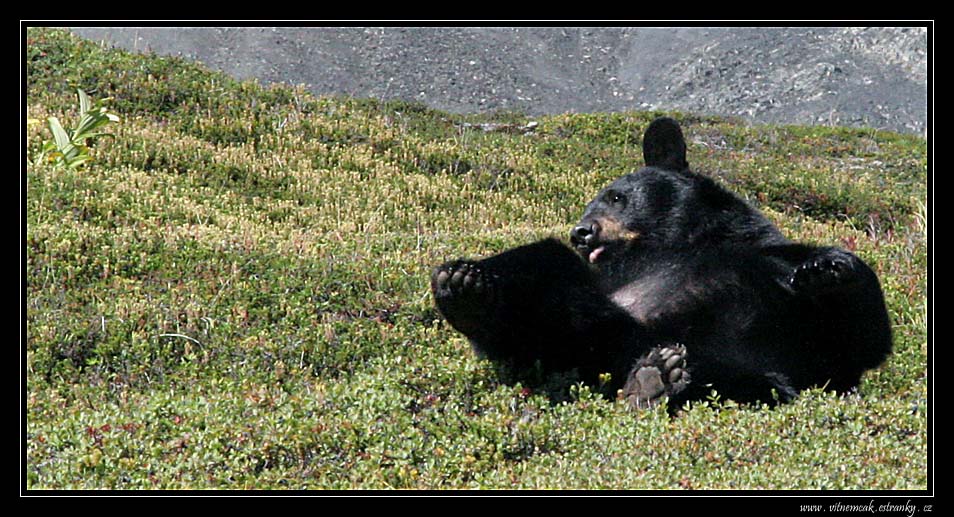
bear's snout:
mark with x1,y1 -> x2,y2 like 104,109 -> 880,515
570,221 -> 601,248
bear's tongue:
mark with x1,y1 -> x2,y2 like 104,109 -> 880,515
588,246 -> 606,264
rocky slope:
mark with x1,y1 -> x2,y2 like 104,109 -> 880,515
69,26 -> 928,134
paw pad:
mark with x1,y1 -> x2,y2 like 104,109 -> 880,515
433,262 -> 487,295
623,343 -> 690,410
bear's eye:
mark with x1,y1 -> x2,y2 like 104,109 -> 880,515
606,191 -> 626,207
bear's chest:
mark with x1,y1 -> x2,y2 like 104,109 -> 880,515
608,270 -> 685,326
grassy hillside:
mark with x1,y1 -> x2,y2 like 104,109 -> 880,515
24,27 -> 928,490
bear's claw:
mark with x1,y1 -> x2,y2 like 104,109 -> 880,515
790,250 -> 860,294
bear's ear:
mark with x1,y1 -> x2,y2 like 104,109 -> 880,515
642,117 -> 689,171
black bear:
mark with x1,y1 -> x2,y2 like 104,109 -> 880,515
431,117 -> 892,410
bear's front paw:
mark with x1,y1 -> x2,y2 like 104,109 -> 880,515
623,344 -> 690,410
790,250 -> 860,295
431,261 -> 495,335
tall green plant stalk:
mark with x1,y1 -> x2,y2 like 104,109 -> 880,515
32,89 -> 120,169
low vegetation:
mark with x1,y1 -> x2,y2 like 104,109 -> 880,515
25,27 -> 927,490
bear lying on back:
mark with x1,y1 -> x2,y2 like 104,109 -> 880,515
431,117 -> 892,409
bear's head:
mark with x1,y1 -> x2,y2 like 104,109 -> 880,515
570,117 -> 784,265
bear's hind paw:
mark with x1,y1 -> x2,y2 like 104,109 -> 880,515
623,344 -> 690,410
431,261 -> 495,335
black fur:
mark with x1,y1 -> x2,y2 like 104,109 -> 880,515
432,117 -> 892,409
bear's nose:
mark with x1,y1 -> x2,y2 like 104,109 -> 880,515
570,221 -> 601,247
